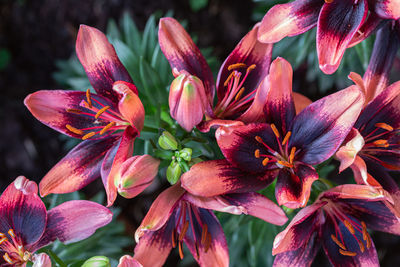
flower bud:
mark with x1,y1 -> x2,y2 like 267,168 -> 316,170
114,155 -> 160,198
169,73 -> 208,131
179,148 -> 192,161
166,161 -> 182,185
82,256 -> 111,267
158,131 -> 178,150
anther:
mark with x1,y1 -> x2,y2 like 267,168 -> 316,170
373,139 -> 389,147
361,221 -> 368,240
179,221 -> 189,241
247,64 -> 256,72
358,240 -> 365,253
99,122 -> 116,135
375,123 -> 393,132
331,234 -> 346,250
66,108 -> 82,114
224,72 -> 235,87
7,229 -> 15,238
339,249 -> 356,257
254,149 -> 260,158
0,233 -> 5,238
289,147 -> 296,164
255,136 -> 263,143
228,63 -> 247,71
95,106 -> 110,119
277,160 -> 293,168
82,132 -> 96,140
282,131 -> 291,146
3,253 -> 13,264
235,87 -> 245,101
262,158 -> 269,166
204,233 -> 212,252
178,241 -> 184,259
201,224 -> 208,245
0,237 -> 8,245
66,124 -> 84,135
324,0 -> 333,3
270,124 -> 280,138
171,230 -> 177,248
344,220 -> 355,235
86,89 -> 92,108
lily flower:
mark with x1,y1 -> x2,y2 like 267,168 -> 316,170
258,0 -> 370,74
133,183 -> 287,267
181,57 -> 364,209
158,17 -> 274,132
118,255 -> 142,267
24,25 -> 154,206
0,176 -> 112,266
272,184 -> 400,267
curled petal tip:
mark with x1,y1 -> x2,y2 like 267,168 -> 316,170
14,176 -> 38,195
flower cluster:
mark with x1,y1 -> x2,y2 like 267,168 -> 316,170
3,1 -> 399,266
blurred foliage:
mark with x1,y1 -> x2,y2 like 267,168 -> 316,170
189,0 -> 208,12
0,48 -> 11,70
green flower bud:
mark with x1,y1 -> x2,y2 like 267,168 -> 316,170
179,148 -> 192,162
158,131 -> 178,150
82,256 -> 111,267
166,161 -> 182,185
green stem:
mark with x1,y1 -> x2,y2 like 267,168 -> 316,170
46,249 -> 67,267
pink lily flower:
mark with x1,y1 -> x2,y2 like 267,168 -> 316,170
272,184 -> 400,267
181,57 -> 364,209
24,25 -> 158,206
132,183 -> 287,267
118,255 -> 142,267
0,176 -> 112,266
258,0 -> 371,74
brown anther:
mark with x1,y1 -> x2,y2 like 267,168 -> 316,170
375,123 -> 394,132
86,89 -> 92,108
224,72 -> 235,87
95,106 -> 110,119
277,160 -> 293,168
373,139 -> 389,147
179,221 -> 189,241
262,158 -> 270,166
178,241 -> 184,259
3,253 -> 13,264
235,87 -> 245,101
361,221 -> 368,240
7,229 -> 15,238
331,234 -> 346,250
82,132 -> 96,140
255,136 -> 263,143
0,237 -> 8,245
228,63 -> 247,71
366,234 -> 371,249
99,122 -> 116,135
339,249 -> 356,257
171,230 -> 177,248
247,64 -> 256,72
282,131 -> 291,145
289,147 -> 296,164
66,124 -> 84,135
270,124 -> 280,138
204,233 -> 212,252
201,224 -> 208,245
66,108 -> 82,114
358,240 -> 365,253
344,220 -> 355,234
254,149 -> 260,158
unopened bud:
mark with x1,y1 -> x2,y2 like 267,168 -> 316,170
179,148 -> 192,161
82,256 -> 111,267
158,131 -> 178,150
166,161 -> 182,185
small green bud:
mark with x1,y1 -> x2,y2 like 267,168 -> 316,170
82,256 -> 111,267
189,157 -> 203,167
166,161 -> 182,184
179,148 -> 192,161
158,131 -> 178,150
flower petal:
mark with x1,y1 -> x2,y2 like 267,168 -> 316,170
135,184 -> 184,242
183,192 -> 287,226
39,135 -> 120,197
76,25 -> 134,102
317,0 -> 368,74
196,119 -> 244,133
335,128 -> 365,173
293,92 -> 312,114
118,256 -> 143,267
373,0 -> 400,19
258,0 -> 322,43
263,57 -> 296,133
24,90 -> 116,138
289,85 -> 364,165
32,253 -> 51,267
216,24 -> 273,102
181,159 -> 276,197
158,17 -> 214,105
275,164 -> 318,209
0,176 -> 46,245
348,13 -> 383,48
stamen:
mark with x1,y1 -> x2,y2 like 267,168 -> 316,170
361,221 -> 371,249
0,237 -> 8,245
66,108 -> 82,114
171,230 -> 177,248
204,233 -> 212,252
344,220 -> 355,235
358,240 -> 365,253
179,221 -> 189,241
0,233 -> 5,238
375,123 -> 393,132
234,87 -> 245,101
7,229 -> 15,238
373,139 -> 389,147
282,131 -> 291,145
324,0 -> 333,3
201,224 -> 208,245
224,72 -> 235,87
82,132 -> 96,140
270,124 -> 280,138
95,106 -> 110,119
331,234 -> 346,250
289,147 -> 296,164
339,249 -> 356,257
228,63 -> 246,71
254,149 -> 260,158
277,160 -> 293,168
366,234 -> 371,249
99,122 -> 116,135
86,89 -> 92,108
195,243 -> 200,258
66,124 -> 84,135
3,253 -> 13,264
262,158 -> 269,166
178,241 -> 184,259
247,64 -> 256,72
255,136 -> 263,143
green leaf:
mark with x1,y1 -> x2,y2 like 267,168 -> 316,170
189,0 -> 208,11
